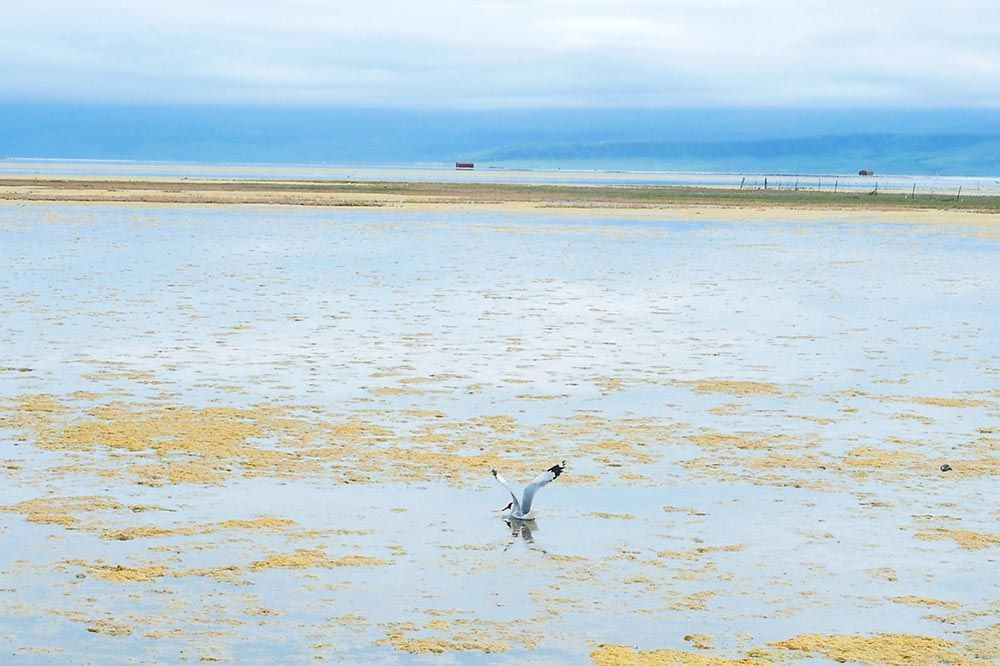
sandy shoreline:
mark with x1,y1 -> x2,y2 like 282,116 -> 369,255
2,176 -> 999,225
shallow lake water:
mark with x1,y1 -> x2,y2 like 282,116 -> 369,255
4,158 -> 1000,195
0,203 -> 997,663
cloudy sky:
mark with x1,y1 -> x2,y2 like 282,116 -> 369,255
2,0 -> 998,108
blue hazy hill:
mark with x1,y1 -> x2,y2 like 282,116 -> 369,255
469,134 -> 1000,175
1,104 -> 997,175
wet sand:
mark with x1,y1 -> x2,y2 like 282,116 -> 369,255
0,200 -> 997,663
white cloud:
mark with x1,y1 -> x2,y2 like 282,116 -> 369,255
1,0 -> 998,107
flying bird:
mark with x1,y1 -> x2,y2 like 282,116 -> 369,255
492,461 -> 565,520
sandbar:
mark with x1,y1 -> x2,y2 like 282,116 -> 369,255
2,176 -> 999,225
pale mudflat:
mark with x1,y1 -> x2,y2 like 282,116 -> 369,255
0,202 -> 997,663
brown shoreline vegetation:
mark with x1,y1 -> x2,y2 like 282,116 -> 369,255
2,176 -> 1000,217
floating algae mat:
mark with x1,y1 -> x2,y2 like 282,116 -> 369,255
0,202 -> 997,662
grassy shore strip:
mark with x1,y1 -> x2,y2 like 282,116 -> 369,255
1,177 -> 999,212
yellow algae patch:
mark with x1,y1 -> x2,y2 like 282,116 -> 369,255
889,596 -> 961,609
378,632 -> 507,654
657,544 -> 746,562
17,647 -> 64,656
398,373 -> 464,385
55,402 -> 288,453
680,430 -> 833,488
516,393 -> 567,401
70,391 -> 104,401
400,409 -> 446,419
771,633 -> 987,665
938,457 -> 1000,479
839,446 -> 997,481
372,364 -> 415,376
132,460 -> 229,485
321,420 -> 394,441
866,393 -> 993,410
177,566 -> 244,584
89,564 -> 169,583
915,528 -> 1000,550
250,549 -> 326,571
907,396 -> 990,408
666,590 -> 719,611
682,380 -> 782,397
379,633 -> 507,655
843,446 -> 927,473
787,413 -> 838,426
580,438 -> 657,464
370,447 -> 496,485
472,415 -> 519,433
369,386 -> 425,396
87,619 -> 132,637
105,525 -> 176,541
327,555 -> 388,567
81,560 -> 247,583
546,553 -> 588,564
890,411 -> 936,425
250,549 -> 388,572
0,392 -> 690,486
82,368 -> 157,383
594,377 -> 624,393
4,394 -> 68,418
425,619 -> 451,632
590,644 -> 764,665
709,402 -> 741,416
588,512 -> 636,520
684,634 -> 714,650
689,432 -> 780,452
217,516 -> 296,530
663,505 -> 707,516
966,624 -> 1000,661
747,452 -> 827,472
1,397 -> 348,484
2,496 -> 124,527
377,618 -> 539,655
0,395 -> 68,443
103,515 -> 296,541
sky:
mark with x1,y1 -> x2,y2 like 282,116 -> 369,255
1,0 -> 998,109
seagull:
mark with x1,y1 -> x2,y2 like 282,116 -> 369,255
492,461 -> 566,520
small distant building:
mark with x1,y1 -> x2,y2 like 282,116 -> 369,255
858,169 -> 874,176
455,162 -> 474,170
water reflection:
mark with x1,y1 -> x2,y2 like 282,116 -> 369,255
503,518 -> 547,554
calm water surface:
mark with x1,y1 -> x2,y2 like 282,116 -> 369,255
0,203 -> 997,663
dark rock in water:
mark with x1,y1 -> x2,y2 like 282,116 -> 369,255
940,464 -> 952,472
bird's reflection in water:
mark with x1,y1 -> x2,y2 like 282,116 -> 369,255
503,518 -> 547,553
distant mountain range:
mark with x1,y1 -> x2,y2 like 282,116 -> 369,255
1,104 -> 998,176
467,134 -> 1000,175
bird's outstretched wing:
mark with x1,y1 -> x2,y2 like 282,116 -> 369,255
520,461 -> 565,514
492,469 -> 521,514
